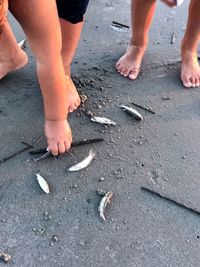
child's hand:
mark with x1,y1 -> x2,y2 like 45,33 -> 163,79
45,119 -> 72,156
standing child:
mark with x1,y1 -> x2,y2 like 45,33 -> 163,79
116,0 -> 200,88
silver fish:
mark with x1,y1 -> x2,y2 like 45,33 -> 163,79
120,105 -> 143,121
98,191 -> 113,221
18,39 -> 26,49
68,149 -> 95,172
35,173 -> 50,194
91,116 -> 116,126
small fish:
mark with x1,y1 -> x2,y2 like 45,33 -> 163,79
35,173 -> 50,194
18,39 -> 26,49
91,116 -> 116,126
68,149 -> 95,172
98,191 -> 113,221
120,105 -> 143,121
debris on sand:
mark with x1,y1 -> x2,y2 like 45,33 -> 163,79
141,186 -> 200,216
98,191 -> 113,221
91,116 -> 116,126
162,96 -> 172,101
51,235 -> 59,242
96,189 -> 107,196
132,102 -> 155,114
67,149 -> 96,172
35,173 -> 50,194
72,138 -> 104,147
30,138 -> 104,154
120,105 -> 143,121
34,151 -> 51,162
171,33 -> 176,44
112,21 -> 129,29
0,251 -> 11,263
18,39 -> 26,49
0,142 -> 33,163
30,138 -> 104,161
80,94 -> 88,104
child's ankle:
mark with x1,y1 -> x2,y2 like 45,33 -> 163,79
64,64 -> 71,76
130,36 -> 148,48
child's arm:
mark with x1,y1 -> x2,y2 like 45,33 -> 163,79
9,0 -> 72,155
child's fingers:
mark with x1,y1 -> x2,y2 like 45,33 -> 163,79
58,142 -> 65,154
49,142 -> 59,156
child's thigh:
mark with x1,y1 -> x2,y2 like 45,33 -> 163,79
9,0 -> 61,57
9,0 -> 60,40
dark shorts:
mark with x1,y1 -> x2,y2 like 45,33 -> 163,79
56,0 -> 89,24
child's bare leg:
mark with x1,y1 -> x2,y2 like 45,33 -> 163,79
181,0 -> 200,88
9,0 -> 76,155
0,1 -> 28,79
60,19 -> 83,75
116,0 -> 156,80
60,19 -> 83,106
9,0 -> 80,112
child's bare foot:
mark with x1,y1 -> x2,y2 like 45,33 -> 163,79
0,48 -> 28,79
181,50 -> 200,88
66,75 -> 81,112
116,44 -> 147,80
45,119 -> 72,156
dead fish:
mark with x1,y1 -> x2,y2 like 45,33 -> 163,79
120,105 -> 143,121
35,173 -> 50,194
98,191 -> 113,221
91,116 -> 116,126
18,39 -> 26,49
68,149 -> 95,172
0,251 -> 12,263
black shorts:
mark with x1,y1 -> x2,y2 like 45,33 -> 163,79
56,0 -> 89,24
